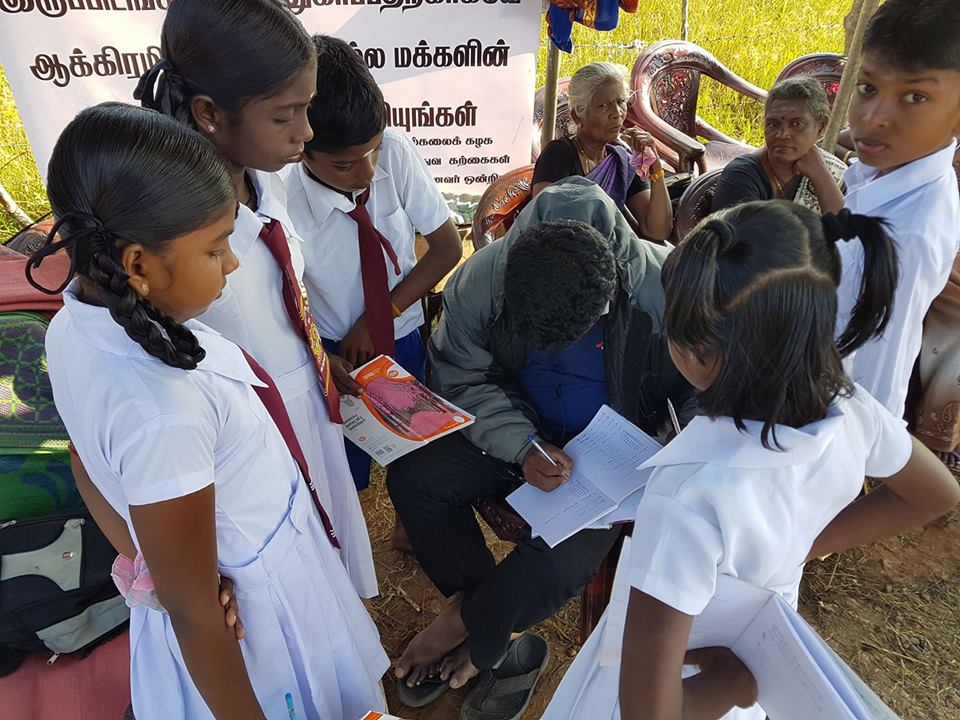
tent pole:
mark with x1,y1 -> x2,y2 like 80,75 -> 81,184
542,42 -> 561,151
822,0 -> 880,152
681,0 -> 689,41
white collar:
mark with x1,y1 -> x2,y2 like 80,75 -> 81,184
640,400 -> 847,471
296,161 -> 389,227
62,282 -> 265,387
844,139 -> 958,214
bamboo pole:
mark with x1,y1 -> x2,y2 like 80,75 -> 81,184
0,179 -> 30,227
680,0 -> 689,41
822,0 -> 880,153
541,41 -> 561,152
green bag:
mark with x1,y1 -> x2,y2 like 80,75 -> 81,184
0,312 -> 79,521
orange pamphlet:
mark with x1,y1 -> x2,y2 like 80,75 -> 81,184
339,355 -> 475,464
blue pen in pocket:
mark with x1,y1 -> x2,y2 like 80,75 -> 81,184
285,693 -> 297,720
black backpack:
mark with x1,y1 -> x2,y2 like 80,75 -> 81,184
0,244 -> 128,676
0,510 -> 129,675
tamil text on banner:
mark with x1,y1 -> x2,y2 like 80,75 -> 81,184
0,0 -> 540,193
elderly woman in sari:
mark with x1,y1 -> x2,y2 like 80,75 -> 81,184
712,77 -> 847,214
532,62 -> 674,242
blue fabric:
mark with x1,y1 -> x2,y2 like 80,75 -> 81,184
547,0 -> 625,53
322,328 -> 426,490
518,319 -> 607,439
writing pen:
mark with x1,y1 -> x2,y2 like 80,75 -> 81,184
527,434 -> 559,467
285,693 -> 297,720
667,398 -> 681,436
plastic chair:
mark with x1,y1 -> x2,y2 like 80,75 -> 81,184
673,168 -> 723,243
470,165 -> 534,252
629,40 -> 767,174
775,53 -> 845,107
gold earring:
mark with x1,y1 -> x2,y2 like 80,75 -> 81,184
140,282 -> 148,295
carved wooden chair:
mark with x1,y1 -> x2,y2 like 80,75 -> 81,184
775,53 -> 845,107
629,40 -> 767,174
673,168 -> 723,244
470,165 -> 534,252
531,78 -> 573,161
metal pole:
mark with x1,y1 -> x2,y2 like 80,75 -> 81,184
541,42 -> 561,152
822,0 -> 880,152
680,0 -> 689,41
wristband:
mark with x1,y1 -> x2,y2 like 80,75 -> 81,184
391,302 -> 403,318
649,167 -> 666,182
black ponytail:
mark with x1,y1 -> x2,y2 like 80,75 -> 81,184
821,209 -> 898,356
136,0 -> 313,126
661,217 -> 742,362
664,200 -> 889,448
28,102 -> 236,370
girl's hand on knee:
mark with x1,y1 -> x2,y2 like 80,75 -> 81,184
219,576 -> 245,640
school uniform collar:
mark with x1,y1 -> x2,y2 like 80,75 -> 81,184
639,401 -> 846,470
61,282 -> 265,387
844,139 -> 957,214
296,161 -> 389,227
229,171 -> 295,262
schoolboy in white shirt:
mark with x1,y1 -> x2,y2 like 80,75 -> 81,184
285,34 -> 462,491
836,0 -> 960,419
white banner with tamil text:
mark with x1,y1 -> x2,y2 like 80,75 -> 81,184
0,0 -> 540,193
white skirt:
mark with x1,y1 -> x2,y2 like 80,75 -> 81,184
284,376 -> 378,598
542,537 -> 764,720
128,479 -> 389,720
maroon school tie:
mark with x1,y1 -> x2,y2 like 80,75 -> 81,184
347,188 -> 401,358
240,347 -> 340,550
258,220 -> 342,423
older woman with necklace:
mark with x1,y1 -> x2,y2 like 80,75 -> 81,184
713,77 -> 847,214
532,62 -> 674,242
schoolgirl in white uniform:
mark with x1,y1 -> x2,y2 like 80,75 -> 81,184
135,0 -> 377,597
542,201 -> 960,720
33,103 -> 388,720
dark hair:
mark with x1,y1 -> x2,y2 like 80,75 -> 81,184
863,0 -> 960,73
766,77 -> 830,125
662,200 -> 897,448
304,34 -> 387,154
504,219 -> 617,351
135,0 -> 314,126
27,102 -> 236,370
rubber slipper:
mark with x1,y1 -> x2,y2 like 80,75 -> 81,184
396,673 -> 450,708
459,634 -> 550,720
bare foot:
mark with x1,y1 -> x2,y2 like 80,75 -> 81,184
391,515 -> 414,553
394,594 -> 468,687
439,642 -> 480,689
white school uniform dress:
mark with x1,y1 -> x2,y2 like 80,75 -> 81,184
542,386 -> 912,720
198,170 -> 378,598
46,285 -> 389,720
284,128 -> 451,342
837,140 -> 960,418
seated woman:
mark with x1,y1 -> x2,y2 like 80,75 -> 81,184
532,62 -> 673,242
712,77 -> 846,214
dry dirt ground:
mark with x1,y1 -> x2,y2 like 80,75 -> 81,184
360,468 -> 960,720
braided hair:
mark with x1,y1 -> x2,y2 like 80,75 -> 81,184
662,200 -> 897,448
27,103 -> 236,370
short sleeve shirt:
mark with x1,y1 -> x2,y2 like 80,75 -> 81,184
285,128 -> 452,341
628,387 -> 912,615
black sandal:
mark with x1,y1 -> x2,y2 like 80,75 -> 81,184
459,634 -> 550,720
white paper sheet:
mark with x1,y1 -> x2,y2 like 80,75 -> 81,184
506,406 -> 660,547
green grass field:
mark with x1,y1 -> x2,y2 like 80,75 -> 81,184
0,0 -> 846,239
